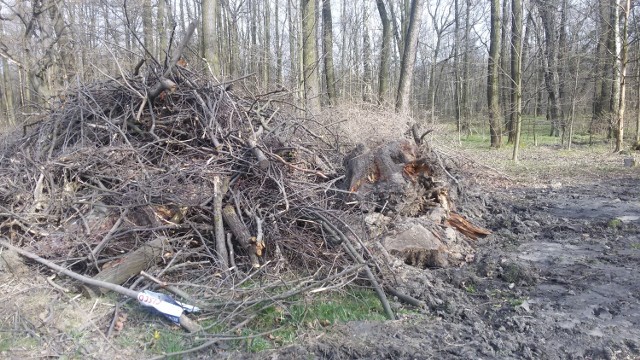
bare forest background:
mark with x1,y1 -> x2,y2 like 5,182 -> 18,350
0,0 -> 638,156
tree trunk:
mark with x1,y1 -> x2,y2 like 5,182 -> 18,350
387,0 -> 404,57
596,0 -> 614,137
376,0 -> 392,106
500,0 -> 512,142
51,2 -> 73,86
362,11 -> 373,103
322,0 -> 337,105
1,22 -> 15,126
537,0 -> 562,137
157,0 -> 167,60
453,0 -> 461,136
558,0 -> 568,143
288,0 -> 299,100
615,0 -> 629,153
143,0 -> 155,58
301,0 -> 321,113
426,37 -> 440,122
275,0 -> 283,85
487,0 -> 502,147
636,41 -> 640,144
396,0 -> 424,114
511,0 -> 523,161
263,2 -> 271,88
461,0 -> 471,134
202,0 -> 220,76
610,0 -> 620,144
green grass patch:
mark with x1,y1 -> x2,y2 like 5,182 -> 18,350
242,287 -> 387,352
608,218 -> 623,229
0,332 -> 40,353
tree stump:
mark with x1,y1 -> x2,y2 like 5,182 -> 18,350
342,139 -> 442,216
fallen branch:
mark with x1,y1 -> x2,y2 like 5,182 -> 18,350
385,286 -> 426,308
0,238 -> 201,333
213,176 -> 229,271
85,237 -> 171,297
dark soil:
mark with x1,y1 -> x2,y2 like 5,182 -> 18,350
236,174 -> 640,359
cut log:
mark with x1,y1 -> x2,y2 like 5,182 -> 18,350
445,212 -> 492,240
83,237 -> 171,297
222,205 -> 260,268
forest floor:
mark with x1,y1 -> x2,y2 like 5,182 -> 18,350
2,137 -> 639,359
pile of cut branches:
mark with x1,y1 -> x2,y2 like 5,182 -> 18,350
0,44 -> 399,335
0,28 -> 488,347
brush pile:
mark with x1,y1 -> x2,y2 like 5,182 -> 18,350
0,55 -> 489,334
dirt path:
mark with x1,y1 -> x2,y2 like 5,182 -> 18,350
244,156 -> 640,359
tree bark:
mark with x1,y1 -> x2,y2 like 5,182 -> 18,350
322,0 -> 337,105
85,237 -> 171,296
461,0 -> 472,134
362,11 -> 373,103
500,0 -> 512,142
143,0 -> 155,58
222,205 -> 260,268
487,0 -> 502,148
511,0 -> 523,161
615,0 -> 630,152
275,0 -> 283,85
1,21 -> 14,126
453,0 -> 461,136
202,0 -> 220,76
213,176 -> 229,271
609,0 -> 620,142
396,0 -> 424,114
376,0 -> 392,105
636,40 -> 640,144
536,0 -> 562,137
301,0 -> 321,113
157,0 -> 167,60
263,2 -> 271,88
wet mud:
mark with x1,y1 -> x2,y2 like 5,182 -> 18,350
246,175 -> 640,359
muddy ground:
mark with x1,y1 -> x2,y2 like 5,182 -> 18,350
2,145 -> 639,360
237,148 -> 640,360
